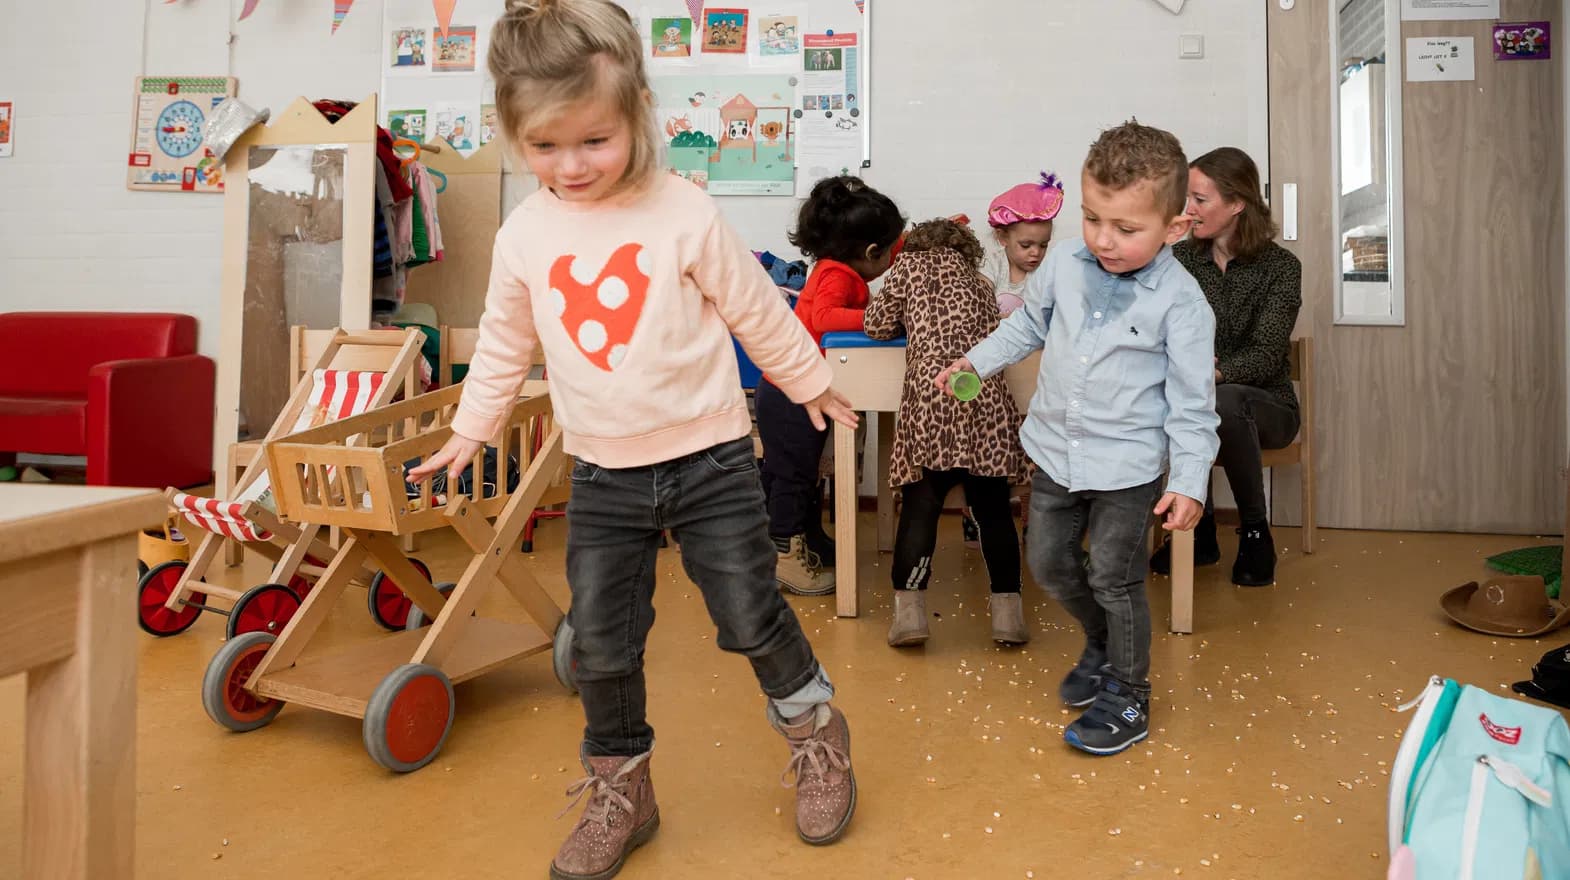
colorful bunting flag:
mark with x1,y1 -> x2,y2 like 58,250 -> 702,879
331,0 -> 354,33
434,0 -> 457,39
239,0 -> 263,20
685,0 -> 703,23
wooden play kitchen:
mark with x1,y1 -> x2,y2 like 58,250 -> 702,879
199,383 -> 576,772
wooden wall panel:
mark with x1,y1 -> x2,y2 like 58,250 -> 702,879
401,142 -> 503,328
1269,0 -> 1565,535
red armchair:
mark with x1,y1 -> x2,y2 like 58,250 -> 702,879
0,312 -> 215,488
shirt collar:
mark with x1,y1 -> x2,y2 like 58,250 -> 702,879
1072,241 -> 1173,290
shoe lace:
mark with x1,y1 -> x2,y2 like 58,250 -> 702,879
780,733 -> 850,791
558,763 -> 639,829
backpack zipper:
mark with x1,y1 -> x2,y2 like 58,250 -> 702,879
1389,676 -> 1445,852
1458,758 -> 1489,880
1480,755 -> 1553,807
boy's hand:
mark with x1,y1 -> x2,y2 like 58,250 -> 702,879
934,356 -> 975,397
805,387 -> 860,431
406,433 -> 486,489
1154,492 -> 1204,531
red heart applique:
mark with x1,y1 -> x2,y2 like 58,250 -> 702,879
548,243 -> 651,371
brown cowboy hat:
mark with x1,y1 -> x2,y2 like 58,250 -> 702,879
1441,575 -> 1570,638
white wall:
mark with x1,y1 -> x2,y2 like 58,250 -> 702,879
0,0 -> 1265,360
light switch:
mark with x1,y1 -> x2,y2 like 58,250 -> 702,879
1179,34 -> 1205,59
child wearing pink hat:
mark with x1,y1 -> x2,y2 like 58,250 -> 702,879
981,172 -> 1065,316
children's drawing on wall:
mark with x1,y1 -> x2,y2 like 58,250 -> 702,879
390,27 -> 428,68
702,9 -> 748,54
431,104 -> 478,153
389,108 -> 427,141
434,25 -> 477,71
0,101 -> 12,159
480,104 -> 498,146
652,17 -> 694,58
757,13 -> 800,56
654,75 -> 795,195
1493,21 -> 1550,60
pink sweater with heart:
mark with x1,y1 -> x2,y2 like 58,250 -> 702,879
452,173 -> 832,469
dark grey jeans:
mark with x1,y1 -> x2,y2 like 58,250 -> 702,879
1213,384 -> 1300,525
1026,472 -> 1164,700
565,437 -> 830,757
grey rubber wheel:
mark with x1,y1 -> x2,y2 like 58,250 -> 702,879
553,617 -> 578,694
362,663 -> 455,773
403,582 -> 456,630
202,631 -> 284,732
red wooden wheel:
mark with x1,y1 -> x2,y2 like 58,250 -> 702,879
226,583 -> 302,640
362,664 -> 455,772
137,561 -> 206,637
367,558 -> 433,631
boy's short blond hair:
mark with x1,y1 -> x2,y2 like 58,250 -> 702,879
1083,120 -> 1188,219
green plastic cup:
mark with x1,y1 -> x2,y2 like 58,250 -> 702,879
948,370 -> 982,402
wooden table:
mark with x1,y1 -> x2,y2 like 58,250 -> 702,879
822,334 -> 1193,632
1,484 -> 165,879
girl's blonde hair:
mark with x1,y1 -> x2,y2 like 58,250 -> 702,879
489,0 -> 660,191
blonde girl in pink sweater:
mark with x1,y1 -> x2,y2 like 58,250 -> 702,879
408,2 -> 859,876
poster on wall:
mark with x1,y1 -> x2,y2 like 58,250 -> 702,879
389,26 -> 430,71
1405,36 -> 1475,81
653,75 -> 796,195
1400,0 -> 1497,21
751,7 -> 806,69
434,25 -> 479,71
0,101 -> 12,159
381,5 -> 495,157
651,15 -> 696,61
702,8 -> 749,54
127,76 -> 236,192
1492,21 -> 1549,60
795,33 -> 859,195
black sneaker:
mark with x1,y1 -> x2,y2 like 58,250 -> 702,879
1149,513 -> 1220,574
1064,678 -> 1149,756
1059,642 -> 1109,707
1232,523 -> 1277,587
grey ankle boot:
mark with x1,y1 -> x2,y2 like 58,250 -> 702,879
887,590 -> 930,647
988,592 -> 1029,645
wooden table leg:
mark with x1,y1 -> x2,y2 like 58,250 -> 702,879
1169,528 -> 1194,634
834,420 -> 858,617
25,536 -> 137,880
875,415 -> 895,554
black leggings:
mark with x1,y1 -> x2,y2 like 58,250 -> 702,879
892,468 -> 1020,593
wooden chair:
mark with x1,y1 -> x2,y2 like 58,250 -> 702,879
1162,336 -> 1315,634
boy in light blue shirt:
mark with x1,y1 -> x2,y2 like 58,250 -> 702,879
939,121 -> 1220,756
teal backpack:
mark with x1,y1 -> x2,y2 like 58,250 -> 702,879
1389,676 -> 1570,879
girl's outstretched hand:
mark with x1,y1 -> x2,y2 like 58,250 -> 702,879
933,356 -> 975,397
406,433 -> 486,489
805,387 -> 860,431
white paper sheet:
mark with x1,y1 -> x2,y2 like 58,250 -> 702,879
1401,0 -> 1497,21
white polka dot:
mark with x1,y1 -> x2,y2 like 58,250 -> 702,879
547,288 -> 567,317
569,255 -> 600,287
608,344 -> 628,369
597,276 -> 630,310
634,246 -> 652,277
578,320 -> 607,353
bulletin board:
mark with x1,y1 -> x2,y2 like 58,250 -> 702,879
127,76 -> 237,192
380,0 -> 868,195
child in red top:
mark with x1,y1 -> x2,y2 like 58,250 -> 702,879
757,175 -> 904,595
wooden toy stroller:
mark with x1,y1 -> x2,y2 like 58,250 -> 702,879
138,328 -> 429,639
200,382 -> 575,772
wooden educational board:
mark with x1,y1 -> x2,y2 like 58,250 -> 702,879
400,141 -> 503,327
127,76 -> 236,192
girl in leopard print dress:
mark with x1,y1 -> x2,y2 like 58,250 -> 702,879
864,217 -> 1030,648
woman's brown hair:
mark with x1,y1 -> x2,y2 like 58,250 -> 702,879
1189,146 -> 1278,260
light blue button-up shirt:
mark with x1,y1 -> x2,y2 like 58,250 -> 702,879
966,238 -> 1220,502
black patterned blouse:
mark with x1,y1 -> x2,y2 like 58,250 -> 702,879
1172,239 -> 1301,411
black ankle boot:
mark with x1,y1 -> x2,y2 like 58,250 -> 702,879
1149,513 -> 1220,574
1232,522 -> 1277,587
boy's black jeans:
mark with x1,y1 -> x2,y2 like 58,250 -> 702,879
564,437 -> 829,757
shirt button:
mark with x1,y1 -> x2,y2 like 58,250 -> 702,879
1071,400 -> 1080,408
1093,311 -> 1103,319
1071,440 -> 1080,448
1080,356 -> 1088,364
